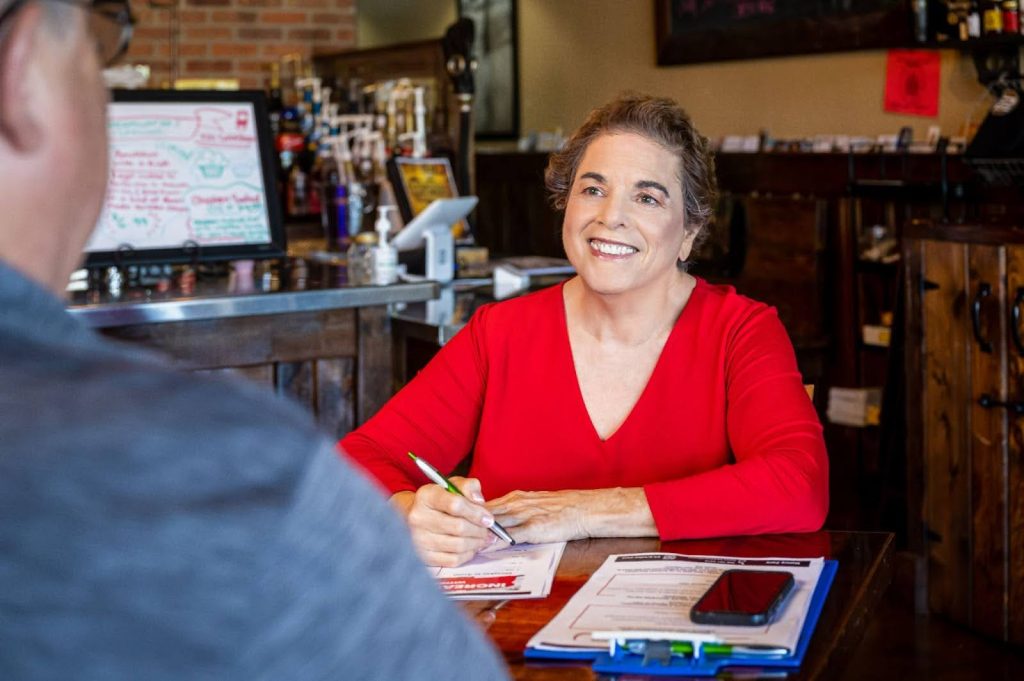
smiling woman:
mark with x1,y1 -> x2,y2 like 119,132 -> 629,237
340,93 -> 829,569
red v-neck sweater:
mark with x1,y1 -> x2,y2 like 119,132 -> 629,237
341,279 -> 828,540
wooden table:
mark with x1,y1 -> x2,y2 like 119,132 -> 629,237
465,531 -> 893,680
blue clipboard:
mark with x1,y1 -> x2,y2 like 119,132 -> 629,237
591,560 -> 838,676
524,559 -> 838,676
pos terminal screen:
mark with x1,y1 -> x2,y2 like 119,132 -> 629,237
83,89 -> 285,266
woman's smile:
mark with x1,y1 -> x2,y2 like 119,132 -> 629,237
588,237 -> 638,258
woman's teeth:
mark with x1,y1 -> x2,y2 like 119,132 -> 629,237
590,240 -> 637,256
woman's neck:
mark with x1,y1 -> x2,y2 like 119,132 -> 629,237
564,272 -> 697,347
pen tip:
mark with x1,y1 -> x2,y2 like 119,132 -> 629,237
407,451 -> 416,461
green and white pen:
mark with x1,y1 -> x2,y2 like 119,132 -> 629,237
407,451 -> 516,545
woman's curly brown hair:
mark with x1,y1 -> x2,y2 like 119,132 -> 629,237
544,92 -> 717,249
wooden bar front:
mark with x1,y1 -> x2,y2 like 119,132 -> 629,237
69,272 -> 439,441
96,305 -> 389,441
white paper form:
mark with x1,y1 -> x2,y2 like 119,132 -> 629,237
432,542 -> 566,600
527,553 -> 824,653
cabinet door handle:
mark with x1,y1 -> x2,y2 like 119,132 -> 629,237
972,283 -> 993,354
978,393 -> 1024,415
1012,287 -> 1024,356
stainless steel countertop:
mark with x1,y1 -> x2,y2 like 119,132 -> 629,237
68,261 -> 439,328
390,275 -> 570,346
390,286 -> 479,345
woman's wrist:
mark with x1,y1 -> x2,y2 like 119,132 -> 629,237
583,487 -> 657,538
390,490 -> 416,518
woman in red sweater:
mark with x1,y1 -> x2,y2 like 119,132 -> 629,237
341,93 -> 828,567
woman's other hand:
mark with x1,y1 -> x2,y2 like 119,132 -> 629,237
486,487 -> 657,544
391,477 -> 497,567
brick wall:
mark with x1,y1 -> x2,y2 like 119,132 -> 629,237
125,0 -> 356,90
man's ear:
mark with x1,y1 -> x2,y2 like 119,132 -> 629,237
0,4 -> 44,153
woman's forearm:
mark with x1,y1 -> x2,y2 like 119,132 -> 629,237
583,487 -> 658,538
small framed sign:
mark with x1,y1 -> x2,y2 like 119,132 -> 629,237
387,156 -> 471,240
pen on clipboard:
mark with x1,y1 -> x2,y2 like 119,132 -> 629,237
407,451 -> 516,545
623,641 -> 789,658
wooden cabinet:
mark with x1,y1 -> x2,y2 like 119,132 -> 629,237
904,223 -> 1024,643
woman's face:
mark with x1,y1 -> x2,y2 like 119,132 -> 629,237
562,132 -> 695,298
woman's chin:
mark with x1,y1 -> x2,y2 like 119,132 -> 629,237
577,274 -> 639,297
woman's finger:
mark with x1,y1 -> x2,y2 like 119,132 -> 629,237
414,528 -> 491,555
450,476 -> 486,503
408,501 -> 492,538
417,483 -> 495,528
416,547 -> 479,568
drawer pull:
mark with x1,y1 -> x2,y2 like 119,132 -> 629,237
978,393 -> 1024,415
1012,287 -> 1024,356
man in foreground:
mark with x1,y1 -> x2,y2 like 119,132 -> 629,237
0,3 -> 508,679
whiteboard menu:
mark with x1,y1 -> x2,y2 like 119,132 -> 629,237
84,91 -> 284,264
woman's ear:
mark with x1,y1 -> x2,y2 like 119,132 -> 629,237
0,4 -> 45,154
677,225 -> 699,264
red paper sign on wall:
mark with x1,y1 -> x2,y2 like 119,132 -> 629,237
884,49 -> 940,117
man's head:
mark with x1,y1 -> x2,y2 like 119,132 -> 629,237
0,1 -> 131,293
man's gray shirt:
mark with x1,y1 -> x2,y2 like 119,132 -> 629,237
0,261 -> 508,680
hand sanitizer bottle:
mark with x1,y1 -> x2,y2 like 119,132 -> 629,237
372,205 -> 398,285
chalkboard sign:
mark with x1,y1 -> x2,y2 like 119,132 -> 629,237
656,0 -> 913,65
84,90 -> 285,266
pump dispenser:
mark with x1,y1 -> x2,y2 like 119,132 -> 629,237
372,205 -> 398,285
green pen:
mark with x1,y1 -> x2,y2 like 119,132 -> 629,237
623,640 -> 789,658
407,451 -> 516,545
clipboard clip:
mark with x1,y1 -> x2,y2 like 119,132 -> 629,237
592,630 -> 723,665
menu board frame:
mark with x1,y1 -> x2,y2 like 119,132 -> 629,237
654,0 -> 912,66
85,89 -> 286,267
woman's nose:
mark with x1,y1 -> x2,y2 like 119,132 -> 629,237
596,193 -> 627,228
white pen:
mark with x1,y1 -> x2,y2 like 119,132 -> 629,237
407,451 -> 516,545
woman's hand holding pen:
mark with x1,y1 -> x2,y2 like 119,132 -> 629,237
391,476 -> 500,568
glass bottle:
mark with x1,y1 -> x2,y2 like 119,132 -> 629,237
968,1 -> 983,38
983,0 -> 1004,34
346,230 -> 377,285
1001,1 -> 1020,32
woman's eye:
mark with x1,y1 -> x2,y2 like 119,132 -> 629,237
637,193 -> 660,206
582,186 -> 602,196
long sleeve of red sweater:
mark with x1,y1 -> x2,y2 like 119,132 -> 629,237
341,280 -> 828,540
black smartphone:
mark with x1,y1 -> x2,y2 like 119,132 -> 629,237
690,569 -> 796,627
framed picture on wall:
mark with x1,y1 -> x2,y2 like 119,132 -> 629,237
655,0 -> 913,66
457,0 -> 520,139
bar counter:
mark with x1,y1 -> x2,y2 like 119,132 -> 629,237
67,261 -> 439,440
67,262 -> 438,327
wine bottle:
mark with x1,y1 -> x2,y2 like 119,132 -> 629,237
1001,1 -> 1020,32
968,0 -> 983,38
983,0 -> 1004,34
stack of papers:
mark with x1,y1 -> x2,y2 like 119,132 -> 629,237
827,387 -> 882,427
526,553 -> 826,657
431,542 -> 566,600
